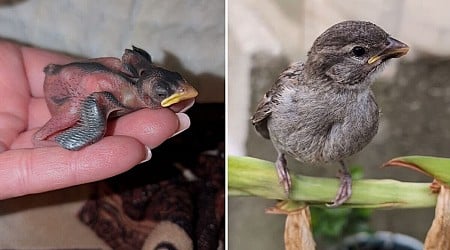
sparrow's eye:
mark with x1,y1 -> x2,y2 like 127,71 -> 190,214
139,69 -> 148,76
154,81 -> 171,98
352,46 -> 366,57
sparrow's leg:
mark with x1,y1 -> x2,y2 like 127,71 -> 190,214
55,92 -> 125,150
33,104 -> 80,147
275,152 -> 291,194
327,160 -> 352,207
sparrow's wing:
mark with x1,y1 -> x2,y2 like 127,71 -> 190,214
251,90 -> 273,139
251,61 -> 304,139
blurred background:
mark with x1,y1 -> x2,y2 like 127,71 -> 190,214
0,0 -> 224,103
0,0 -> 224,248
229,0 -> 450,249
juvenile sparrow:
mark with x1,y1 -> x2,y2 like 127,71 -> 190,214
251,21 -> 409,206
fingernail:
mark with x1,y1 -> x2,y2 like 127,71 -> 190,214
172,113 -> 191,137
140,145 -> 152,163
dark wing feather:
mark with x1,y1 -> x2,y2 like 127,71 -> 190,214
251,91 -> 273,139
251,61 -> 305,139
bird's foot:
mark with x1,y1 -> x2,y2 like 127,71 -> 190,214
327,168 -> 352,207
276,164 -> 291,194
275,153 -> 291,194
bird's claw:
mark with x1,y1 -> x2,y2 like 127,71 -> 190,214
327,170 -> 352,207
275,153 -> 291,194
276,166 -> 292,194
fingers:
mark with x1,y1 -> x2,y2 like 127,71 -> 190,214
27,97 -> 51,129
1,107 -> 192,199
0,42 -> 30,149
3,107 -> 191,199
109,108 -> 190,149
0,136 -> 147,200
0,41 -> 197,200
12,107 -> 191,151
172,113 -> 191,137
20,45 -> 74,97
0,41 -> 73,150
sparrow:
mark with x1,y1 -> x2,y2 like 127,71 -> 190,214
251,21 -> 409,206
33,46 -> 198,150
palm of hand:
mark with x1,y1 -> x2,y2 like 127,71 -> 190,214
0,41 -> 189,199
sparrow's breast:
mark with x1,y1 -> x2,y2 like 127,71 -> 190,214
322,89 -> 379,162
267,86 -> 379,164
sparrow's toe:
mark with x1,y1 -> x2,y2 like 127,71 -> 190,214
275,153 -> 291,194
327,161 -> 352,207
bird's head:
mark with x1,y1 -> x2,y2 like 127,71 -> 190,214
137,66 -> 198,109
121,46 -> 198,109
305,20 -> 409,89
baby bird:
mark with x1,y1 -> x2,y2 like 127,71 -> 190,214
34,47 -> 198,150
251,21 -> 409,206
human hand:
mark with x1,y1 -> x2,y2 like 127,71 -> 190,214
0,41 -> 192,199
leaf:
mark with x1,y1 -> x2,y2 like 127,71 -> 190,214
384,156 -> 450,185
267,201 -> 316,250
424,186 -> 450,249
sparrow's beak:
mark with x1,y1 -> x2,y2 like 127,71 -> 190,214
161,83 -> 198,107
368,37 -> 409,64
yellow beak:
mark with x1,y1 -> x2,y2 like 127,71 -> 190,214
368,37 -> 409,65
161,84 -> 198,107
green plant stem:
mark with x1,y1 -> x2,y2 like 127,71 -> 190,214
228,156 -> 437,208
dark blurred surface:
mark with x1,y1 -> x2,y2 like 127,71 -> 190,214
79,103 -> 225,249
